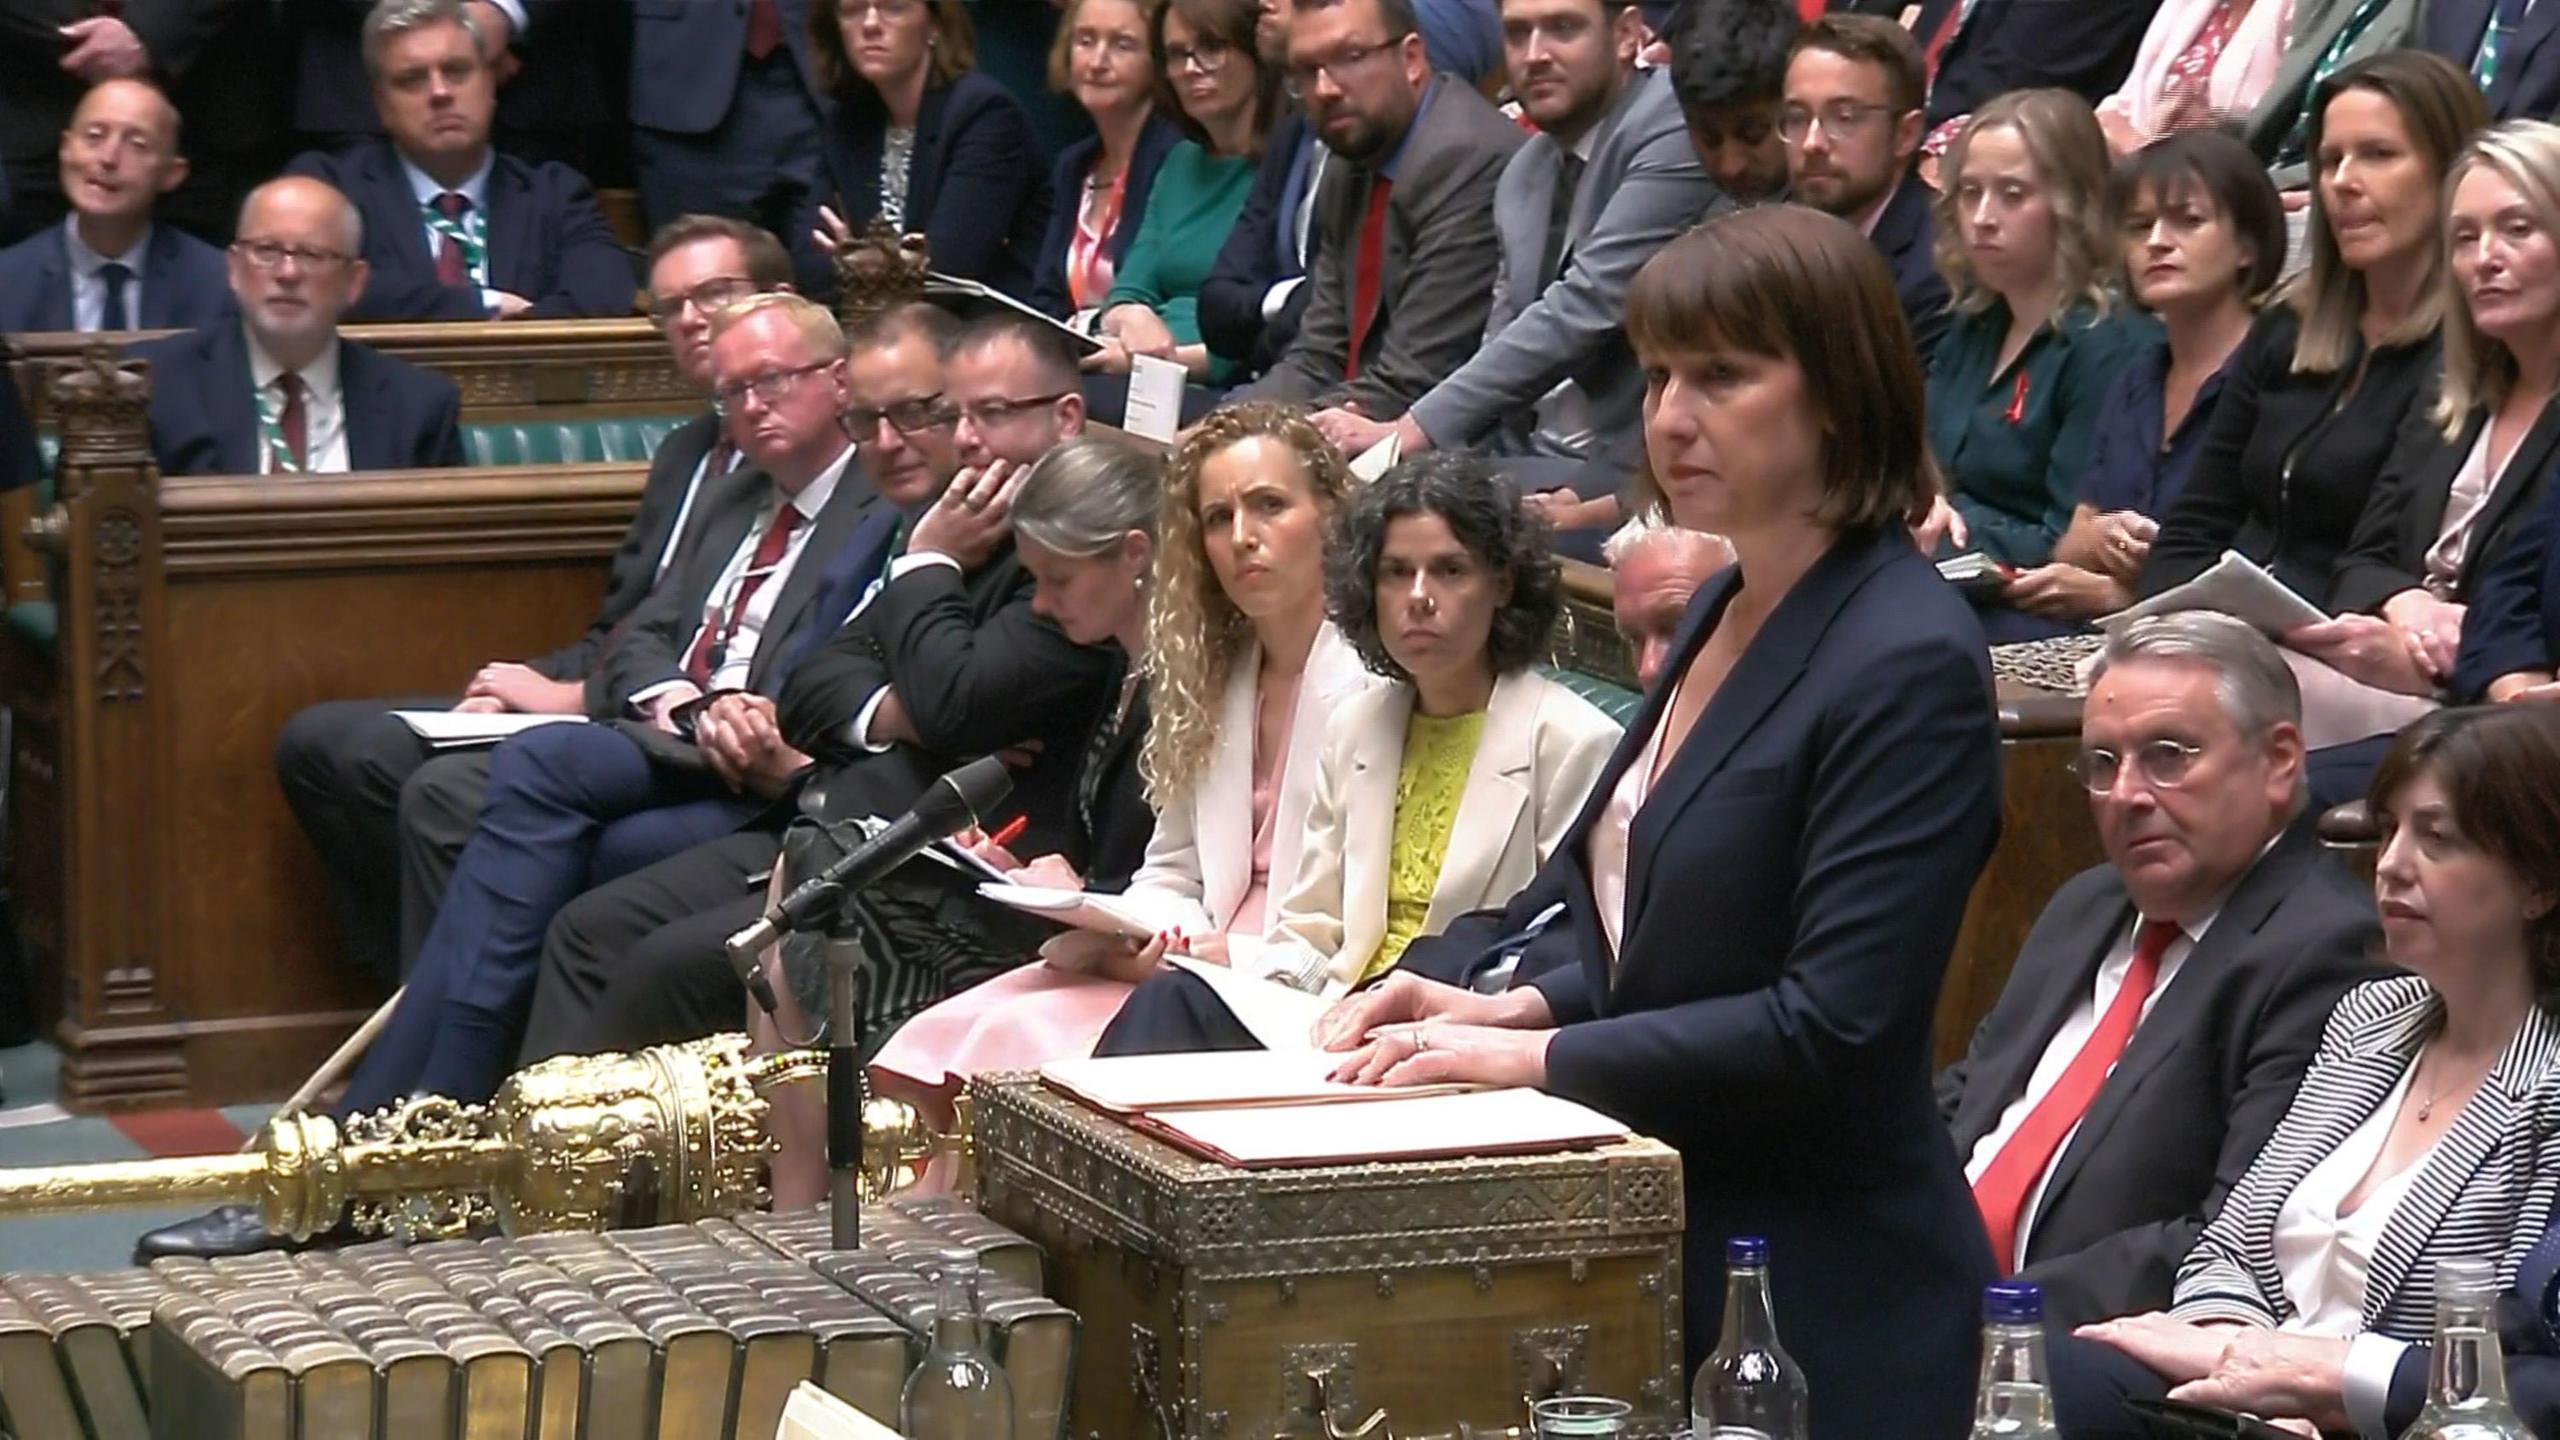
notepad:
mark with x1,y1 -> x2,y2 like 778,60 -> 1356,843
390,711 -> 588,749
2101,549 -> 2328,636
1135,1088 -> 1632,1169
1039,1049 -> 1480,1115
975,882 -> 1157,939
1349,429 -> 1401,482
777,1382 -> 903,1440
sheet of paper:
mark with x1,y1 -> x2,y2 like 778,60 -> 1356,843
1350,429 -> 1401,482
1142,1087 -> 1631,1168
1039,1049 -> 1472,1114
976,882 -> 1156,939
778,1382 -> 902,1440
389,710 -> 588,748
1121,352 -> 1186,443
2101,548 -> 2327,636
1165,954 -> 1329,1052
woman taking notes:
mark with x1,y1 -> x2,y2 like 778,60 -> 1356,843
1320,205 -> 2005,1439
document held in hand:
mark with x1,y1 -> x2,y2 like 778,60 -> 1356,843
2100,549 -> 2328,636
390,710 -> 588,749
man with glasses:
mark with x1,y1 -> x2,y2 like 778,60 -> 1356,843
0,78 -> 229,333
1780,15 -> 1949,361
1234,0 -> 1522,417
284,0 -> 631,321
512,310 -> 1117,1063
269,215 -> 794,994
129,175 -> 462,477
1937,612 -> 2378,1330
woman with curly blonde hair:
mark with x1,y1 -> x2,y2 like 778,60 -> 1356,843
865,403 -> 1375,1109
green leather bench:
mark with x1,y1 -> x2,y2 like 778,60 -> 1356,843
1541,664 -> 1640,726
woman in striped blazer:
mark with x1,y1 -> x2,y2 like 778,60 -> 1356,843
2060,704 -> 2560,1437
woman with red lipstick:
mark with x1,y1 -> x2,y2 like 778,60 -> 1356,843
2060,704 -> 2560,1439
1922,88 -> 2153,642
806,0 -> 1049,297
2139,52 -> 2484,623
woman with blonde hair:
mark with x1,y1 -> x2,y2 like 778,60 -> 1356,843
1031,0 -> 1183,319
1922,88 -> 2155,639
860,403 -> 1377,1117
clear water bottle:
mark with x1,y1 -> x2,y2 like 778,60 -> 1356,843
2403,1257 -> 2535,1439
1970,1281 -> 2058,1439
1690,1236 -> 1809,1440
900,1247 -> 1016,1439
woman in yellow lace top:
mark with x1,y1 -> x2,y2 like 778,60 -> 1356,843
1093,452 -> 1623,1052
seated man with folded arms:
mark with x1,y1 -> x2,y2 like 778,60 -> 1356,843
285,0 -> 632,321
1938,612 -> 2380,1331
516,315 -> 1118,1061
136,292 -> 890,1262
272,216 -> 792,985
1309,0 -> 1721,544
1662,0 -> 1795,207
129,176 -> 463,477
0,78 -> 229,334
1230,0 -> 1522,420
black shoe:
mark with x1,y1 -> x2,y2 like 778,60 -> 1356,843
132,1204 -> 299,1263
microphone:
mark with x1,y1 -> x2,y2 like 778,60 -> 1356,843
726,755 -> 1013,1013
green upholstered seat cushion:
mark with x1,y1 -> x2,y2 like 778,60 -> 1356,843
7,600 -> 56,652
1538,664 -> 1640,726
39,415 -> 688,472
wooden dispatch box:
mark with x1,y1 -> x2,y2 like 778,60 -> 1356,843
970,1072 -> 1687,1439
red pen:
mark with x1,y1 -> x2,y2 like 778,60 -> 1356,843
987,814 -> 1030,850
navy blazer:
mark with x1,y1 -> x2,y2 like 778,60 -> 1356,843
2452,468 -> 2560,700
286,139 -> 634,321
1198,110 -> 1318,374
2426,0 -> 2560,122
286,0 -> 614,139
1029,111 -> 1183,318
1923,0 -> 2162,124
1874,173 -> 1952,365
1519,523 -> 2001,1440
127,322 -> 465,476
0,223 -> 233,334
2329,396 -> 2560,617
817,71 -> 1049,298
629,0 -> 822,135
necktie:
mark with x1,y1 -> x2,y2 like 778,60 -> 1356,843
1344,175 -> 1394,382
1539,152 -> 1585,292
276,372 -> 310,473
98,261 -> 133,331
745,0 -> 784,59
431,192 -> 471,288
1971,918 -> 2181,1273
705,440 -> 740,479
684,505 -> 803,685
2478,0 -> 2534,92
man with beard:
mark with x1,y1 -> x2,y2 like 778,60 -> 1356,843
1781,14 -> 1949,360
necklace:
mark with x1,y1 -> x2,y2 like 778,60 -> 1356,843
2415,1049 -> 2494,1123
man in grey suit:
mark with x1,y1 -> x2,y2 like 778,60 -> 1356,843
1234,0 -> 1522,418
1313,0 -> 1721,533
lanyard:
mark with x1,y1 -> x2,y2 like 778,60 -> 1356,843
424,200 -> 490,287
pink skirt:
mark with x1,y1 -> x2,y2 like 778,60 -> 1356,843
869,961 -> 1136,1093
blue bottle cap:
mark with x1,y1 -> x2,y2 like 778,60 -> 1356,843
1983,1281 -> 2043,1324
1725,1236 -> 1769,1266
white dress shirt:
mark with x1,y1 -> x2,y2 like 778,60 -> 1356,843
1589,695 -> 1672,960
1963,909 -> 2215,1270
62,216 -> 149,333
2424,422 -> 2512,593
688,445 -> 850,693
397,147 -> 504,314
245,329 -> 351,475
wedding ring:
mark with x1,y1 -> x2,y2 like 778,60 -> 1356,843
962,495 -> 986,512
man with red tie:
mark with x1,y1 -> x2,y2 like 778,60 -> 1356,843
1233,0 -> 1521,420
1937,612 -> 2381,1330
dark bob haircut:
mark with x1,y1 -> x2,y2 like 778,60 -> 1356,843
1325,452 -> 1562,685
2368,705 -> 2560,1008
2106,128 -> 2289,305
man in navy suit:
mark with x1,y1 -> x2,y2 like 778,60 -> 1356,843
0,78 -> 230,334
2427,0 -> 2560,124
1918,0 -> 2160,126
628,0 -> 829,246
284,0 -> 631,321
128,176 -> 464,476
1781,15 -> 1948,361
284,0 -> 616,177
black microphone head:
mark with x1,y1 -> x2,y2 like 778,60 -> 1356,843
916,755 -> 1013,834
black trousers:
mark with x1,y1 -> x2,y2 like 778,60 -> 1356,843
272,696 -> 449,983
517,828 -> 780,1065
1091,968 -> 1264,1056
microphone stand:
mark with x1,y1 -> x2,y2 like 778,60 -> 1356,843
821,889 -> 896,1251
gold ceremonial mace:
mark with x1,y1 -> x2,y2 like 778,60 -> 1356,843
0,1036 -> 933,1242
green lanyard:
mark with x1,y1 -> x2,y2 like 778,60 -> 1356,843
423,198 -> 489,287
2476,0 -> 2528,92
2277,0 -> 2394,167
253,377 -> 304,474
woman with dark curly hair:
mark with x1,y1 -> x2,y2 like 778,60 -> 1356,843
1095,455 -> 1622,1050
2064,704 -> 2560,1437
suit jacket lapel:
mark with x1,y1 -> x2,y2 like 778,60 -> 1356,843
139,227 -> 183,329
1427,669 -> 1537,932
209,324 -> 263,477
33,230 -> 73,331
1337,686 -> 1411,975
2405,410 -> 2482,556
365,144 -> 442,290
2461,401 -> 2560,595
1967,889 -> 2133,1155
1198,644 -> 1263,927
341,344 -> 399,471
1496,147 -> 1555,332
484,157 -> 542,298
909,83 -> 953,222
745,479 -> 871,692
2495,0 -> 2560,107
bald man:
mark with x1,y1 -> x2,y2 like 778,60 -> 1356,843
127,177 -> 462,476
0,78 -> 230,333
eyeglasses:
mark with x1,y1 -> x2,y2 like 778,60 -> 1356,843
1165,38 -> 1233,73
1776,100 -> 1900,142
712,361 -> 833,416
1284,36 -> 1398,97
954,392 -> 1070,427
848,393 -> 959,436
231,239 -> 356,271
2067,738 -> 2208,794
647,276 -> 761,328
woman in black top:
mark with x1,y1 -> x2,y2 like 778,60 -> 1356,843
807,0 -> 1050,297
2139,51 -> 2487,607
